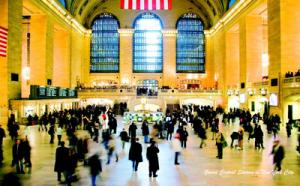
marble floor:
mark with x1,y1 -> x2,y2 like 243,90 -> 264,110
0,117 -> 299,186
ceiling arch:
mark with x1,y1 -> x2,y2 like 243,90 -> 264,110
64,0 -> 231,29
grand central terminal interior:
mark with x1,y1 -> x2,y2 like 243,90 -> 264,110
0,0 -> 299,185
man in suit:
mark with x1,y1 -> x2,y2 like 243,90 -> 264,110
271,140 -> 285,171
54,141 -> 70,183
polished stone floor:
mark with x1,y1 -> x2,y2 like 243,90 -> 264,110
0,116 -> 299,186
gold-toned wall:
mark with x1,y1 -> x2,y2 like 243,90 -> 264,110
0,0 -> 9,124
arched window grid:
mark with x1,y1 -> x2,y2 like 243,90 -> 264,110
90,13 -> 120,73
133,13 -> 163,73
176,13 -> 205,73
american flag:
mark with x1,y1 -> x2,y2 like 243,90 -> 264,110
0,26 -> 8,57
120,0 -> 172,10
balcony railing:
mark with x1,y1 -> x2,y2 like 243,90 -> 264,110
283,77 -> 300,83
77,88 -> 222,98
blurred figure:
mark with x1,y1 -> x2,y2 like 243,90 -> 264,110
12,139 -> 24,174
128,122 -> 137,139
198,124 -> 207,148
215,132 -> 225,159
141,120 -> 150,143
128,138 -> 143,172
22,137 -> 32,174
119,128 -> 129,149
88,154 -> 102,186
57,125 -> 63,145
172,133 -> 181,165
238,126 -> 244,150
146,140 -> 160,177
286,120 -> 292,138
254,125 -> 264,149
271,140 -> 285,171
0,124 -> 6,165
180,127 -> 189,149
48,124 -> 55,144
106,135 -> 118,164
2,172 -> 22,186
54,141 -> 70,183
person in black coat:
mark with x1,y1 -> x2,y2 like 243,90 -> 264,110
54,141 -> 70,183
166,121 -> 174,140
146,140 -> 159,177
12,139 -> 25,173
128,122 -> 137,139
128,138 -> 143,171
141,120 -> 150,143
254,125 -> 264,149
119,128 -> 129,149
88,154 -> 102,186
48,124 -> 55,144
230,131 -> 239,148
271,140 -> 285,171
22,138 -> 32,173
180,127 -> 188,148
198,125 -> 207,148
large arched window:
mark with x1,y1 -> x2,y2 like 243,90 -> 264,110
176,13 -> 205,73
58,0 -> 66,8
90,13 -> 120,72
229,0 -> 237,8
133,13 -> 163,73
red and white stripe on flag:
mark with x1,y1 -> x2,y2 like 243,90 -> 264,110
121,0 -> 172,10
0,26 -> 8,57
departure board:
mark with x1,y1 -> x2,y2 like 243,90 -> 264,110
30,85 -> 77,99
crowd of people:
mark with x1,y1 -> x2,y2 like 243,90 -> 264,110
0,104 -> 299,185
285,69 -> 300,78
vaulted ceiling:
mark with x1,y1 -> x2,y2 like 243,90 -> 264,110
62,0 -> 232,29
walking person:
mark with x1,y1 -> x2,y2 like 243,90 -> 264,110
119,128 -> 129,149
180,127 -> 188,148
88,154 -> 102,186
23,137 -> 32,174
57,125 -> 63,145
198,124 -> 207,148
49,124 -> 55,144
106,135 -> 118,164
172,133 -> 181,165
254,125 -> 264,149
128,122 -> 137,139
166,121 -> 174,140
238,126 -> 244,150
0,124 -> 6,165
286,120 -> 292,138
54,141 -> 70,183
216,131 -> 225,159
128,138 -> 143,172
146,140 -> 160,177
141,120 -> 150,143
12,139 -> 25,174
271,140 -> 285,171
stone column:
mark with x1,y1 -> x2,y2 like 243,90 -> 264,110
119,29 -> 134,86
0,0 -> 9,124
245,15 -> 263,83
162,29 -> 177,88
8,0 -> 22,99
30,15 -> 47,86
